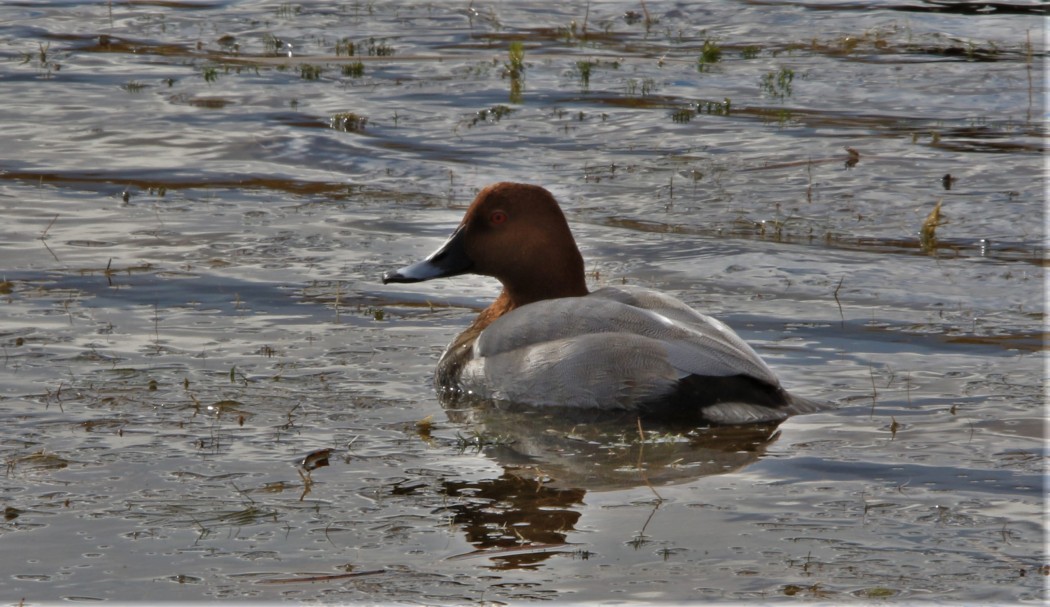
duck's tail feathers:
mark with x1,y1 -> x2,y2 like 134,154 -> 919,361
700,392 -> 833,425
784,393 -> 834,416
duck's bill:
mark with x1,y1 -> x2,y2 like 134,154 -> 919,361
382,224 -> 473,284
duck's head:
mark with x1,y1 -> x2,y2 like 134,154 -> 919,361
383,182 -> 588,306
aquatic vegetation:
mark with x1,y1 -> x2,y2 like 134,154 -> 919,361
506,41 -> 525,75
504,41 -> 525,102
201,65 -> 219,83
217,34 -> 238,52
333,36 -> 398,56
454,429 -> 514,453
857,587 -> 899,599
470,104 -> 514,126
626,78 -> 656,96
299,63 -> 323,80
341,61 -> 365,77
262,33 -> 285,55
20,41 -> 61,76
632,0 -> 657,30
740,45 -> 761,59
299,448 -> 332,471
919,199 -> 945,252
330,111 -> 368,132
697,97 -> 731,115
276,3 -> 301,18
675,99 -> 725,123
782,583 -> 833,599
335,37 -> 355,56
844,146 -> 860,169
697,39 -> 722,72
6,450 -> 70,474
760,67 -> 794,100
415,415 -> 434,441
575,60 -> 593,88
365,37 -> 395,57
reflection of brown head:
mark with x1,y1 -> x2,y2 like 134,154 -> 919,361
440,473 -> 584,570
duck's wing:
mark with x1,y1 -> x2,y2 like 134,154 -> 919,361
464,330 -> 687,408
463,289 -> 782,409
474,287 -> 779,384
591,285 -> 780,383
460,287 -> 829,422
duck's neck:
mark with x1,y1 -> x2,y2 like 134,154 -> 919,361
501,242 -> 590,309
504,278 -> 589,310
477,290 -> 517,329
473,277 -> 589,334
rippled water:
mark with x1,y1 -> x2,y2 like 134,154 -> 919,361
0,0 -> 1046,603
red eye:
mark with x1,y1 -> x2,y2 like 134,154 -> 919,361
490,210 -> 508,225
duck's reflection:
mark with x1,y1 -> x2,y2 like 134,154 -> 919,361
425,403 -> 782,568
440,473 -> 585,570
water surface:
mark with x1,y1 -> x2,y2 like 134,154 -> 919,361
0,0 -> 1045,603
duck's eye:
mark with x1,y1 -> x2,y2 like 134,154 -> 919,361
490,210 -> 508,225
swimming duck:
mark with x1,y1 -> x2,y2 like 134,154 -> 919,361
383,182 -> 826,424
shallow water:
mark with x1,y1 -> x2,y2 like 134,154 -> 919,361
0,0 -> 1046,603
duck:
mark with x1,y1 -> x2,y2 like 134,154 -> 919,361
382,182 -> 827,425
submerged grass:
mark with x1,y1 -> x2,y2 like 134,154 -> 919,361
919,199 -> 945,252
299,63 -> 323,80
120,80 -> 147,93
505,41 -> 525,102
342,61 -> 365,77
760,67 -> 794,100
6,450 -> 71,474
697,39 -> 722,72
469,104 -> 514,126
576,60 -> 592,88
